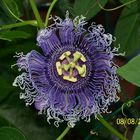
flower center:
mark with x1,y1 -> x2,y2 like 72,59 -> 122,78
56,51 -> 87,82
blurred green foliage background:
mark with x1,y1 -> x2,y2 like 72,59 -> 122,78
0,0 -> 140,140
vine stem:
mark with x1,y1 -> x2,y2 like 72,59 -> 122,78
45,0 -> 58,27
29,0 -> 44,28
56,126 -> 71,140
0,20 -> 38,30
97,115 -> 127,140
97,0 -> 137,11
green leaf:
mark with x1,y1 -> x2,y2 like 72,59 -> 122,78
117,55 -> 140,87
0,39 -> 37,58
73,0 -> 108,20
0,3 -> 14,24
0,37 -> 11,41
0,116 -> 12,127
58,0 -> 74,16
0,76 -> 13,102
132,125 -> 140,140
2,0 -> 20,19
115,2 -> 140,56
120,0 -> 136,8
120,0 -> 130,3
0,127 -> 27,140
0,0 -> 24,24
0,30 -> 31,41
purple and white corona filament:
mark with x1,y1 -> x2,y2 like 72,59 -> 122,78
13,12 -> 120,127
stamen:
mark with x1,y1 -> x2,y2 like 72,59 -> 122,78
73,51 -> 81,62
63,76 -> 77,82
59,51 -> 71,61
56,51 -> 87,82
75,64 -> 86,77
56,62 -> 62,75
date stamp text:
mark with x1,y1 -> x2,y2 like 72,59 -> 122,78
116,118 -> 140,125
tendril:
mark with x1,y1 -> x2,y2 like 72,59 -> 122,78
97,0 -> 137,11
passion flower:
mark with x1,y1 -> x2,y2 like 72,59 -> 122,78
13,12 -> 120,127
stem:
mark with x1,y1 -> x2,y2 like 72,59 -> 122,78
29,0 -> 44,28
97,115 -> 127,140
56,126 -> 71,140
45,0 -> 58,27
97,0 -> 137,11
0,20 -> 38,30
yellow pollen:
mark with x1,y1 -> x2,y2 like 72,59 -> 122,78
56,62 -> 62,75
59,51 -> 71,60
63,76 -> 77,82
56,51 -> 87,82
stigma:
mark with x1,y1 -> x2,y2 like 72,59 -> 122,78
56,51 -> 87,82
